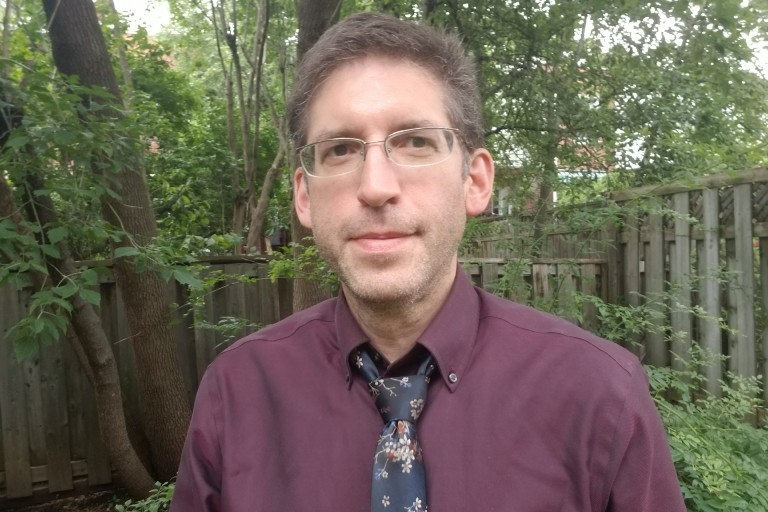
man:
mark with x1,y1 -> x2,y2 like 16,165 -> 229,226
172,12 -> 685,512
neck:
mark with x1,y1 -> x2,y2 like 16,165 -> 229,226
344,272 -> 455,363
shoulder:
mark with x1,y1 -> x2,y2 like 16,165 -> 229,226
207,296 -> 339,370
475,287 -> 641,379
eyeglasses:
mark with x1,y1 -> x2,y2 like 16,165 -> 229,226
297,127 -> 461,178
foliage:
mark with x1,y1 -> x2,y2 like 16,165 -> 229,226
114,481 -> 175,512
648,350 -> 768,511
268,237 -> 339,293
576,293 -> 655,346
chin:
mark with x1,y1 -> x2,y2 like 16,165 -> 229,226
340,269 -> 426,306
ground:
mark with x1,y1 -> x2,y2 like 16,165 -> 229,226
2,491 -> 117,512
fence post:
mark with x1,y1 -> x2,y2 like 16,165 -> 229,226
623,214 -> 643,356
700,188 -> 722,395
0,285 -> 33,498
760,237 -> 768,406
670,192 -> 692,371
729,184 -> 756,378
646,210 -> 667,366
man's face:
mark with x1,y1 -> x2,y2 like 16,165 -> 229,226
294,56 -> 493,308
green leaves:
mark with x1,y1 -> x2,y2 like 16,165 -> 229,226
114,246 -> 142,259
648,353 -> 768,511
115,481 -> 175,512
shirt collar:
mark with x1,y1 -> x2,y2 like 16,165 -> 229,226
337,266 -> 480,392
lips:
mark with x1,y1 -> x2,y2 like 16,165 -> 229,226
350,231 -> 412,252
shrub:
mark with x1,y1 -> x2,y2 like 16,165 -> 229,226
647,350 -> 768,511
115,481 -> 174,512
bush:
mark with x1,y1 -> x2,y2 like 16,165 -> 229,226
115,481 -> 174,512
647,350 -> 768,511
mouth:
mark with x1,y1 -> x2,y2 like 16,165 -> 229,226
350,231 -> 413,253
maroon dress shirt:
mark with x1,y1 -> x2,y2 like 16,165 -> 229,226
172,269 -> 686,511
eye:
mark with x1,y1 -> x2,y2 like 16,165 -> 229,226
330,143 -> 353,156
389,130 -> 440,152
318,140 -> 360,164
406,136 -> 428,148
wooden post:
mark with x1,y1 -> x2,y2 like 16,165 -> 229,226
40,342 -> 74,492
729,184 -> 756,378
532,263 -> 551,301
0,285 -> 34,498
623,214 -> 643,356
580,263 -> 599,332
700,188 -> 722,395
760,237 -> 768,405
670,192 -> 692,370
556,262 -> 577,324
646,211 -> 667,366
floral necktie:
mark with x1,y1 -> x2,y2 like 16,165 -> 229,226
355,349 -> 435,512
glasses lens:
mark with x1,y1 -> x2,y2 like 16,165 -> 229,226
387,128 -> 455,167
301,139 -> 363,177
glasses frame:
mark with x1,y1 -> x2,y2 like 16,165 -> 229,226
297,127 -> 462,178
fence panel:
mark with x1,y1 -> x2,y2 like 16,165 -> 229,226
611,168 -> 768,393
0,257 -> 287,503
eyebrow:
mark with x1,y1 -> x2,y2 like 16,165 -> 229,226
311,119 -> 442,143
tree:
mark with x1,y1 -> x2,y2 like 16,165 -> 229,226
39,0 -> 190,487
290,0 -> 343,312
164,0 -> 295,255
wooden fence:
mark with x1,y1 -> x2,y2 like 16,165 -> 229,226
469,167 -> 768,400
0,257 -> 603,504
606,168 -> 768,400
0,258 -> 291,504
2,167 -> 766,503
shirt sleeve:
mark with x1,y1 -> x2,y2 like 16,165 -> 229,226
170,369 -> 223,512
604,365 -> 686,512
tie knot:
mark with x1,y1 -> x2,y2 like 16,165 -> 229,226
354,349 -> 435,424
371,376 -> 429,423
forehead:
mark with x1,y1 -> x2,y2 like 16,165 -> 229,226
306,55 -> 450,140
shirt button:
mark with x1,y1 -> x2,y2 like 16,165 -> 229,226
448,372 -> 458,383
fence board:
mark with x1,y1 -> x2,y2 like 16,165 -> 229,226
63,338 -> 87,463
555,263 -> 577,323
670,192 -> 692,370
0,286 -> 33,498
699,188 -> 722,394
195,264 -> 221,382
580,264 -> 599,332
760,237 -> 768,405
531,263 -> 551,300
22,356 -> 45,467
602,223 -> 621,304
254,265 -> 276,327
481,262 -> 499,292
173,282 -> 197,406
729,184 -> 756,378
646,212 -> 667,366
40,342 -> 73,492
82,373 -> 111,487
623,215 -> 642,355
223,263 -> 248,344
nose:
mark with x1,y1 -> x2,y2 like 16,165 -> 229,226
356,141 -> 401,207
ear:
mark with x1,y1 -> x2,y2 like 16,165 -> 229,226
464,148 -> 495,216
293,168 -> 313,229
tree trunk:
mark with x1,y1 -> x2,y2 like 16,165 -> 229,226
42,0 -> 190,481
291,0 -> 342,312
247,92 -> 287,250
243,0 -> 271,253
